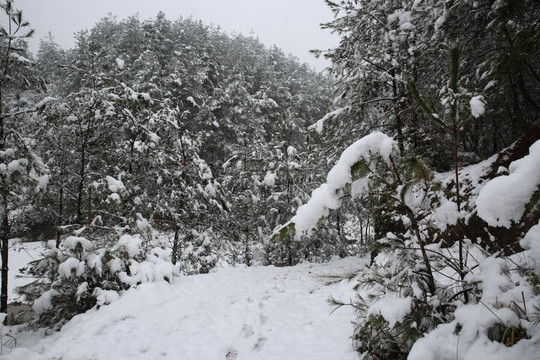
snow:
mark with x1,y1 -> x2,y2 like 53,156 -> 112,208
262,171 -> 277,187
106,175 -> 125,193
34,96 -> 56,109
115,57 -> 125,69
286,145 -> 297,157
115,234 -> 142,258
186,96 -> 198,107
521,222 -> 540,271
309,107 -> 349,134
400,22 -> 415,31
93,288 -> 120,306
108,193 -> 121,202
476,140 -> 540,228
7,159 -> 26,173
470,95 -> 486,118
58,257 -> 84,278
388,10 -> 412,26
204,182 -> 217,197
34,174 -> 49,192
366,294 -> 412,328
32,289 -> 59,315
9,53 -> 33,66
149,132 -> 159,143
4,256 -> 366,360
431,199 -> 459,231
63,236 -> 92,251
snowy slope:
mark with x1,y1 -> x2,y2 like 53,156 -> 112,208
5,257 -> 366,360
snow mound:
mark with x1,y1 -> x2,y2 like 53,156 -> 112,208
476,140 -> 540,228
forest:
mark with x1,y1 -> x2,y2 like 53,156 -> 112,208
0,0 -> 539,359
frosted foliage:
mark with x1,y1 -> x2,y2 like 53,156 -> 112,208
291,132 -> 397,237
476,140 -> 540,228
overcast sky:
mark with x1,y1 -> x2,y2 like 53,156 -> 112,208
14,0 -> 338,71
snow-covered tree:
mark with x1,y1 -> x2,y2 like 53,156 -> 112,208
0,0 -> 49,313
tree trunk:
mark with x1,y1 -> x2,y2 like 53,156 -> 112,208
76,140 -> 87,224
56,181 -> 63,248
391,71 -> 404,153
56,160 -> 65,248
1,208 -> 9,313
171,224 -> 180,265
336,211 -> 341,236
365,217 -> 370,244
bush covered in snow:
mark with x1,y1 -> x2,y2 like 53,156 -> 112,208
17,234 -> 178,329
285,131 -> 540,358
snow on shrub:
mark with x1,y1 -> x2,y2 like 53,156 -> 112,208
18,234 -> 179,328
521,223 -> 540,271
476,139 -> 540,228
469,95 -> 486,118
408,251 -> 540,360
278,132 -> 398,237
295,131 -> 540,359
365,293 -> 413,328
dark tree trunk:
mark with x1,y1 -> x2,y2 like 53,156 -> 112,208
1,207 -> 9,313
172,224 -> 180,265
76,140 -> 87,224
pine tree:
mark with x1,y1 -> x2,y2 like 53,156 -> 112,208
0,0 -> 48,313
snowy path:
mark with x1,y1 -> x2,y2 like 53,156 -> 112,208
6,257 -> 365,360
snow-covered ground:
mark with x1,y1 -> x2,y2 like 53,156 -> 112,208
4,252 -> 366,360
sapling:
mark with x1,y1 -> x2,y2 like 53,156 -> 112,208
408,45 -> 485,295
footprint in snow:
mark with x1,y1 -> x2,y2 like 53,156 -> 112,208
253,336 -> 267,351
226,348 -> 239,360
242,324 -> 254,337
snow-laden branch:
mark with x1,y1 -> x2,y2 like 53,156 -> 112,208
308,107 -> 349,134
274,132 -> 398,239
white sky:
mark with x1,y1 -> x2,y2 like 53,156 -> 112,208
14,0 -> 338,71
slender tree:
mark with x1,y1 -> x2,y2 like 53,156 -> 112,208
0,0 -> 48,313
